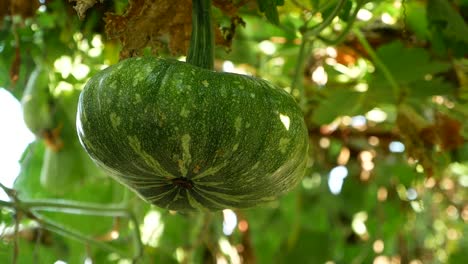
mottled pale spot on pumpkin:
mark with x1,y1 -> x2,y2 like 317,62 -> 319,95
156,111 -> 167,126
110,112 -> 121,129
128,136 -> 142,153
193,165 -> 201,174
232,143 -> 239,151
145,65 -> 152,74
202,80 -> 209,87
179,134 -> 192,176
252,162 -> 260,170
135,94 -> 142,104
180,107 -> 190,117
116,64 -> 123,70
192,162 -> 228,180
234,117 -> 242,134
246,122 -> 251,128
127,135 -> 173,178
279,138 -> 290,153
215,149 -> 225,157
110,81 -> 117,89
220,87 -> 227,98
250,93 -> 255,98
133,72 -> 145,87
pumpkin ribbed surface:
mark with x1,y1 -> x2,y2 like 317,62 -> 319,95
77,57 -> 308,211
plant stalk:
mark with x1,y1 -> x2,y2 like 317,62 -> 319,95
187,0 -> 214,70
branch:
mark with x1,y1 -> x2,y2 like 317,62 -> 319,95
0,189 -> 143,261
23,199 -> 131,217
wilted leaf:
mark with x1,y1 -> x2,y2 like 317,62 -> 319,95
421,113 -> 465,151
104,0 -> 246,58
104,0 -> 192,58
396,104 -> 434,175
69,0 -> 103,19
0,0 -> 40,21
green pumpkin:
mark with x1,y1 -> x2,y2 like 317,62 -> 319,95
21,66 -> 55,136
77,57 -> 308,211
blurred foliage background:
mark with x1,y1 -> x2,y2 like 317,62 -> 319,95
0,0 -> 467,263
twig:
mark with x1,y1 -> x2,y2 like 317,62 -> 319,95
290,38 -> 310,108
303,0 -> 348,38
13,212 -> 19,264
317,1 -> 363,45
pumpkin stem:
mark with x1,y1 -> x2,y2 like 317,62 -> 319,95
187,0 -> 214,70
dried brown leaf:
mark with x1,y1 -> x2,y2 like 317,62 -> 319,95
215,15 -> 245,50
0,0 -> 40,21
422,114 -> 465,151
397,105 -> 465,176
105,0 -> 193,58
396,105 -> 434,175
104,0 -> 248,59
69,0 -> 103,19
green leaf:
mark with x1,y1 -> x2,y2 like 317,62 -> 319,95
311,90 -> 364,125
300,205 -> 330,232
279,229 -> 331,263
427,0 -> 468,43
256,0 -> 284,25
0,233 -> 67,263
408,77 -> 455,98
406,1 -> 430,40
375,41 -> 451,84
377,163 -> 423,187
427,0 -> 468,57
